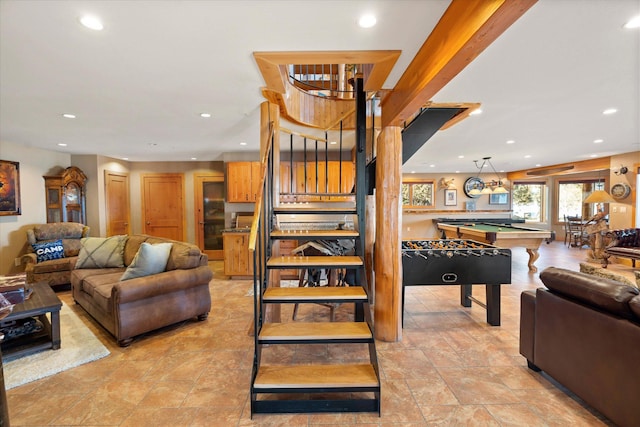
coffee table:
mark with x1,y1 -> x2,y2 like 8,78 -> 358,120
0,282 -> 62,362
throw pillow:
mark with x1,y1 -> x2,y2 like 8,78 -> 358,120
75,236 -> 127,269
120,242 -> 172,281
32,239 -> 65,263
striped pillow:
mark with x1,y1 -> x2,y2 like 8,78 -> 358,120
75,236 -> 127,269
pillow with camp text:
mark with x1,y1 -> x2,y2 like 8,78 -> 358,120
32,239 -> 65,263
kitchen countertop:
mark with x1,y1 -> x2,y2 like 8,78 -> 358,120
222,228 -> 251,233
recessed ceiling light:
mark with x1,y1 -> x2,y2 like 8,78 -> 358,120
469,108 -> 482,116
590,154 -> 598,158
524,155 -> 531,158
623,15 -> 640,29
410,170 -> 416,174
506,140 -> 515,144
602,108 -> 617,115
79,15 -> 104,31
57,143 -> 67,147
329,141 -> 337,145
429,164 -> 435,168
458,155 -> 464,159
191,157 -> 197,160
200,113 -> 211,118
535,164 -> 541,167
122,157 -> 129,160
62,113 -> 76,119
358,14 -> 377,28
594,139 -> 604,143
455,170 -> 460,173
240,142 -> 247,146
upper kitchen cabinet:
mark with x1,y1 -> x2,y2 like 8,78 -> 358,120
226,162 -> 261,203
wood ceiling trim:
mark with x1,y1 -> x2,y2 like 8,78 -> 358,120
381,0 -> 537,128
253,50 -> 401,94
507,157 -> 611,180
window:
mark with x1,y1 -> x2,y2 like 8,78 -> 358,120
512,181 -> 545,222
402,180 -> 434,208
557,179 -> 605,222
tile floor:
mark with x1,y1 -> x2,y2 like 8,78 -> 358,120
6,241 -> 625,426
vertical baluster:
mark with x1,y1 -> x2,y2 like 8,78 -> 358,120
303,137 -> 307,193
325,131 -> 329,194
289,134 -> 293,194
339,121 -> 343,193
315,139 -> 319,194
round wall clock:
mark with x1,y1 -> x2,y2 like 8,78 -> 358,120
610,183 -> 631,200
463,177 -> 485,198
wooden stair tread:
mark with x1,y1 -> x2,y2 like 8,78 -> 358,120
274,206 -> 357,215
263,286 -> 367,301
260,322 -> 372,341
268,255 -> 362,267
254,364 -> 378,389
271,229 -> 359,239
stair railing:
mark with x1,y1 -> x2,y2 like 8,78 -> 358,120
249,121 -> 275,376
279,126 -> 354,203
288,64 -> 357,98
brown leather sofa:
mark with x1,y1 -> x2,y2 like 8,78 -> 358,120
71,234 -> 212,346
22,222 -> 91,287
602,228 -> 640,268
520,267 -> 640,427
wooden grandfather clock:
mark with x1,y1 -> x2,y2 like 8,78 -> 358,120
44,166 -> 87,224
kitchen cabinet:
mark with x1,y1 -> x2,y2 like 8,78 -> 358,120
226,162 -> 261,203
223,232 -> 252,276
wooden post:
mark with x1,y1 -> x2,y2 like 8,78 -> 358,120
374,126 -> 402,341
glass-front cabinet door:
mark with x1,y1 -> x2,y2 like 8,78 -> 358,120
195,176 -> 225,260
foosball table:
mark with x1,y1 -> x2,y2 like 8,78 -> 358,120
401,239 -> 511,326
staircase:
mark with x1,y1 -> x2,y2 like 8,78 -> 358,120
249,77 -> 380,415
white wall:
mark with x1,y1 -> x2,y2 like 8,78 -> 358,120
0,141 -> 70,275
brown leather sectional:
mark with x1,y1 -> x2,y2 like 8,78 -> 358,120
71,234 -> 212,346
602,228 -> 640,268
520,267 -> 640,427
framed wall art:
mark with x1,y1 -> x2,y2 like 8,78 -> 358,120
489,193 -> 508,205
444,189 -> 457,206
0,160 -> 21,216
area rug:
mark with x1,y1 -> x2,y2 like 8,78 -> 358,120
3,302 -> 110,389
579,262 -> 639,287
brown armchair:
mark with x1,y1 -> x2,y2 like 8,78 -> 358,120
22,222 -> 90,287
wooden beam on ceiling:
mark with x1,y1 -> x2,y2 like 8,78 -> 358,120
381,0 -> 537,128
507,157 -> 611,180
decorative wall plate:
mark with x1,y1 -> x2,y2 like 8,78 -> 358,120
610,183 -> 631,200
463,177 -> 485,198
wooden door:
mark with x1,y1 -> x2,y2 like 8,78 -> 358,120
141,173 -> 184,241
105,171 -> 130,236
195,174 -> 224,260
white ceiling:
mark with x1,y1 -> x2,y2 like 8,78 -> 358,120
1,0 -> 638,174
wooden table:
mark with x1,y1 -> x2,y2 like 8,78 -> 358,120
0,282 -> 62,362
437,222 -> 554,272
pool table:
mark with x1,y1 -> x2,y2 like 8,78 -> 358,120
437,222 -> 554,272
